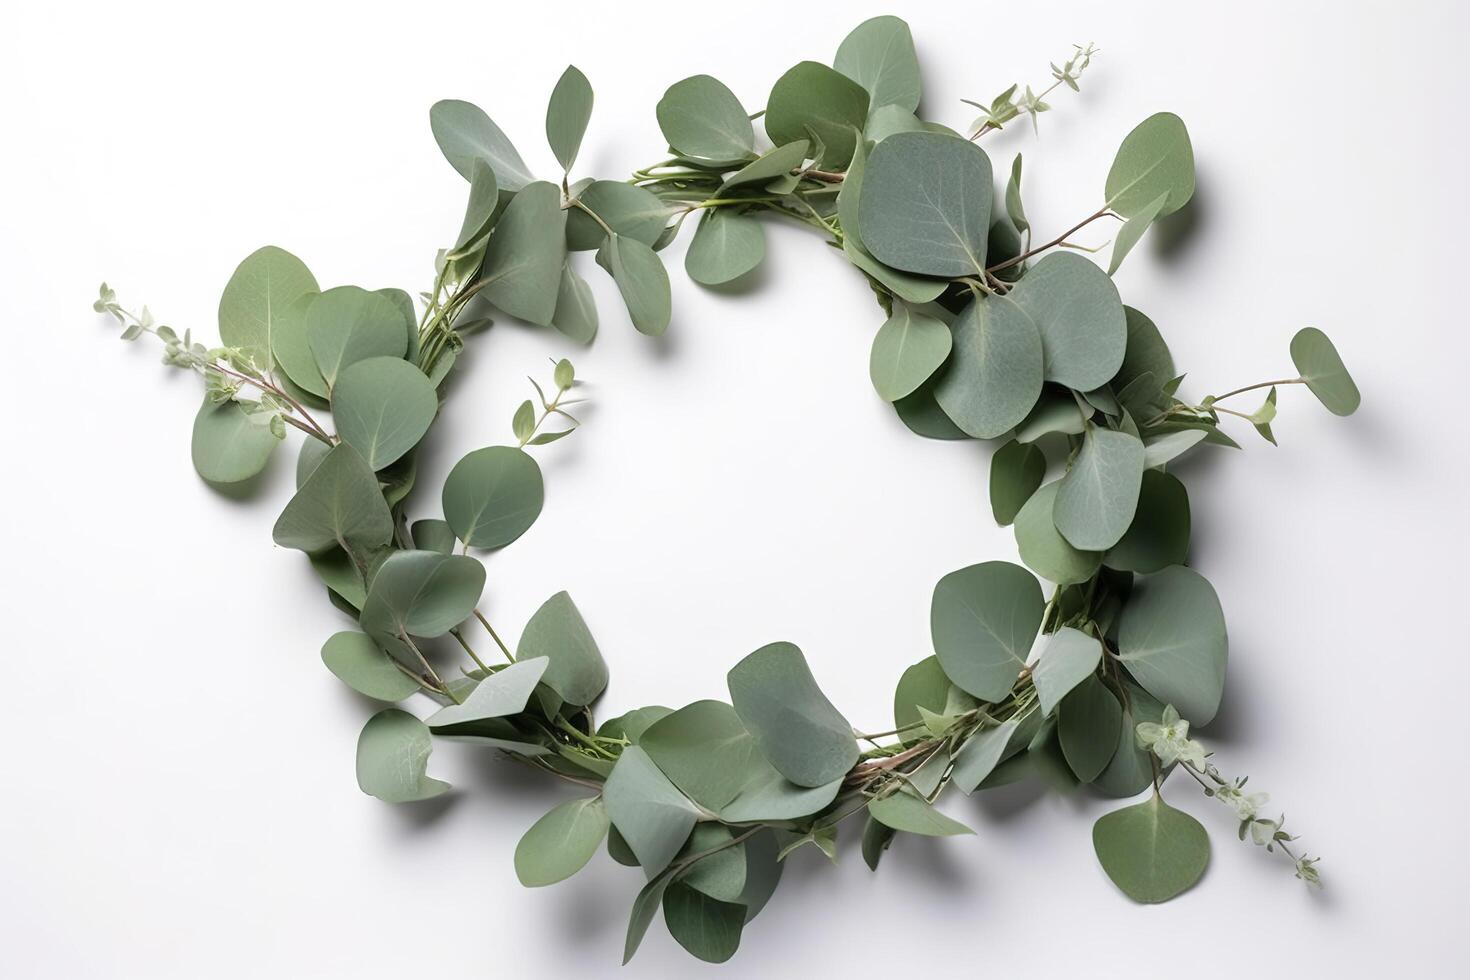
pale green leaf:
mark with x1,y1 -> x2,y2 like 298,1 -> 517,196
1290,327 -> 1360,416
515,795 -> 609,887
989,439 -> 1045,526
764,61 -> 869,169
869,789 -> 973,836
272,443 -> 393,554
1054,426 -> 1146,551
930,561 -> 1043,702
218,245 -> 318,370
1117,565 -> 1228,724
858,131 -> 991,277
1013,481 -> 1103,585
441,445 -> 544,549
479,181 -> 567,326
306,286 -> 407,389
190,398 -> 279,484
869,304 -> 952,401
934,294 -> 1044,437
603,746 -> 701,876
656,75 -> 754,164
430,99 -> 533,189
1032,626 -> 1103,715
834,15 -> 922,113
686,209 -> 765,286
727,642 -> 858,788
321,631 -> 419,701
332,356 -> 437,471
1093,793 -> 1210,902
545,65 -> 593,173
1105,112 -> 1195,218
600,233 -> 671,336
516,591 -> 608,706
355,709 -> 449,803
360,550 -> 485,640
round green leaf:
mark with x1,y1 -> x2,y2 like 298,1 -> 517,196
429,99 -> 533,190
641,700 -> 755,811
479,181 -> 567,327
662,880 -> 745,964
603,746 -> 701,876
834,15 -> 922,113
321,631 -> 419,701
934,294 -> 1044,437
218,245 -> 318,370
1007,253 -> 1127,392
676,823 -> 747,902
727,642 -> 858,787
655,75 -> 754,164
355,708 -> 449,803
894,379 -> 969,440
331,357 -> 437,471
869,304 -> 952,401
1058,674 -> 1121,782
1032,627 -> 1103,716
1054,427 -> 1146,551
599,233 -> 671,336
516,591 -> 608,706
1092,793 -> 1210,902
190,398 -> 280,484
858,131 -> 992,277
1290,327 -> 1360,416
426,658 -> 549,729
272,443 -> 393,555
989,439 -> 1046,526
1104,112 -> 1195,218
306,286 -> 407,389
1014,481 -> 1103,585
515,796 -> 609,887
545,65 -> 593,173
360,550 -> 486,640
764,61 -> 869,169
442,445 -> 545,549
271,292 -> 327,397
930,561 -> 1043,702
566,180 -> 672,250
686,209 -> 766,286
1117,565 -> 1228,724
1105,470 -> 1191,573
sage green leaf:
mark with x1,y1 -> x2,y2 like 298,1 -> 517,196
410,518 -> 455,555
1006,154 -> 1029,236
662,881 -> 745,964
1106,470 -> 1191,573
737,830 -> 783,922
566,181 -> 672,250
599,706 -> 674,745
608,824 -> 640,867
273,443 -> 393,554
838,134 -> 869,240
1116,307 -> 1175,395
429,99 -> 533,190
306,286 -> 406,389
1142,429 -> 1206,468
355,709 -> 449,803
321,631 -> 419,701
717,140 -> 809,195
719,766 -> 841,824
727,642 -> 858,787
1094,680 -> 1167,798
843,240 -> 949,304
599,233 -> 671,336
1007,252 -> 1127,391
1032,627 -> 1103,715
930,561 -> 1043,702
360,550 -> 485,640
514,795 -> 608,887
686,209 -> 765,286
1013,481 -> 1103,585
441,445 -> 545,549
989,439 -> 1045,526
656,75 -> 754,163
1104,112 -> 1195,218
834,15 -> 921,113
551,260 -> 598,344
479,181 -> 567,326
331,357 -> 437,471
1108,192 -> 1168,275
641,700 -> 754,811
869,304 -> 952,401
425,658 -> 548,728
545,65 -> 593,173
1093,793 -> 1210,902
311,549 -> 366,610
1054,427 -> 1146,551
1290,327 -> 1360,416
190,398 -> 279,484
764,61 -> 869,169
1117,565 -> 1228,724
893,656 -> 977,745
272,292 -> 327,397
450,159 -> 499,256
950,719 -> 1019,793
1058,674 -> 1122,781
864,104 -> 925,142
623,868 -> 675,963
516,591 -> 608,706
858,131 -> 991,276
862,816 -> 895,870
934,294 -> 1044,437
893,378 -> 969,439
218,245 -> 318,370
869,789 -> 973,837
677,824 -> 747,902
603,746 -> 701,876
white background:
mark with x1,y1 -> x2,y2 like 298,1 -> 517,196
2,1 -> 1463,976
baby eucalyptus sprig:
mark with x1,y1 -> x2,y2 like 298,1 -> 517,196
88,13 -> 1358,966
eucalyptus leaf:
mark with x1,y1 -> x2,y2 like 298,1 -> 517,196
566,181 -> 671,250
1117,565 -> 1228,724
306,286 -> 407,389
430,99 -> 534,190
271,292 -> 327,398
1104,112 -> 1195,218
717,140 -> 809,195
764,61 -> 869,169
218,245 -> 318,370
676,824 -> 747,902
1290,327 -> 1360,416
1057,674 -> 1121,781
656,75 -> 754,164
950,719 -> 1019,793
450,159 -> 499,257
727,642 -> 858,788
843,240 -> 949,304
662,881 -> 745,964
479,181 -> 567,326
869,789 -> 973,836
355,709 -> 449,803
545,65 -> 593,173
1093,680 -> 1167,798
603,746 -> 701,876
1013,481 -> 1103,585
686,209 -> 765,286
426,657 -> 548,728
1032,627 -> 1103,715
516,591 -> 608,706
600,233 -> 671,336
1142,429 -> 1207,468
515,795 -> 609,887
869,304 -> 952,401
441,445 -> 545,549
930,561 -> 1043,701
893,656 -> 977,745
1054,426 -> 1146,551
934,294 -> 1044,437
989,439 -> 1045,526
411,518 -> 456,555
834,15 -> 922,113
641,700 -> 755,811
360,550 -> 486,640
858,131 -> 991,277
551,260 -> 598,344
864,104 -> 926,142
272,443 -> 393,554
1108,192 -> 1168,275
1105,470 -> 1191,573
1093,793 -> 1210,902
332,356 -> 438,471
190,398 -> 280,484
321,631 -> 420,701
1006,252 -> 1127,392
1006,154 -> 1029,236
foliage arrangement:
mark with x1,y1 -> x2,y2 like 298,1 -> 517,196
91,15 -> 1356,964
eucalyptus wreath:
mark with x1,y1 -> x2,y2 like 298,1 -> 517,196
90,15 -> 1359,965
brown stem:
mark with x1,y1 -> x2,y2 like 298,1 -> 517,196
987,208 -> 1116,274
